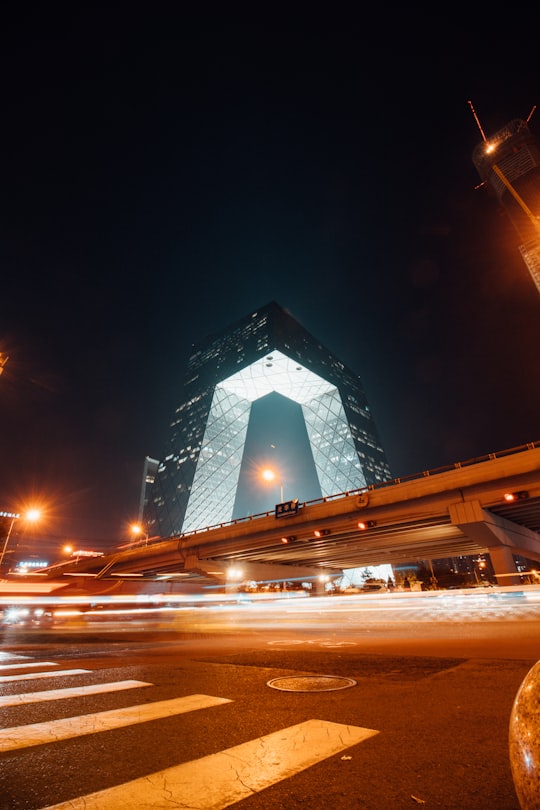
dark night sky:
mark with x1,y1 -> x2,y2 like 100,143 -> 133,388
1,8 -> 539,547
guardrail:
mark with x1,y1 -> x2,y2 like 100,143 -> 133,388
158,440 -> 540,544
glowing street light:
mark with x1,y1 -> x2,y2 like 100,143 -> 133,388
130,522 -> 148,546
226,566 -> 244,581
261,468 -> 284,503
0,508 -> 41,572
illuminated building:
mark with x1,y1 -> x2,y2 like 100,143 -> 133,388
472,111 -> 540,293
142,301 -> 391,537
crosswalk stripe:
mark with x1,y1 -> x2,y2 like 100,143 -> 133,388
41,719 -> 379,809
0,652 -> 31,662
0,669 -> 91,683
0,661 -> 58,671
0,694 -> 232,752
0,680 -> 153,706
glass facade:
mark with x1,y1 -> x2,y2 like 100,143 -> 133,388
144,302 -> 392,537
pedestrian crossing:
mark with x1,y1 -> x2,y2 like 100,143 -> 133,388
42,720 -> 376,810
0,679 -> 152,707
0,651 -> 379,809
1,693 -> 232,752
0,667 -> 91,683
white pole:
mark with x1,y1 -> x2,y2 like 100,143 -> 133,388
0,517 -> 18,570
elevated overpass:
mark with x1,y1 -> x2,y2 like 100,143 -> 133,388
5,442 -> 540,599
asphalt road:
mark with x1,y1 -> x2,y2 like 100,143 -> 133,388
1,589 -> 539,809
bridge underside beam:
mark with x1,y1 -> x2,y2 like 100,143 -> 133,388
184,555 -> 339,588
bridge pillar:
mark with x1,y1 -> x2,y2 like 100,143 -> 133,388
311,578 -> 327,596
488,546 -> 523,586
449,500 -> 537,586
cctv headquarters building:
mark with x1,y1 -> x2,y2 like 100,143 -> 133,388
141,302 -> 392,540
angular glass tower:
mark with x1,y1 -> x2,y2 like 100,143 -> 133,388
472,116 -> 540,293
143,302 -> 391,538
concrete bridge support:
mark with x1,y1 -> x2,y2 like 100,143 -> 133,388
488,545 -> 523,587
449,500 -> 540,586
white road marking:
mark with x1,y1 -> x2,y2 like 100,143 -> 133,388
41,719 -> 379,810
0,669 -> 91,683
0,694 -> 232,752
267,639 -> 356,648
0,652 -> 31,662
0,680 -> 152,706
0,660 -> 58,670
319,641 -> 357,647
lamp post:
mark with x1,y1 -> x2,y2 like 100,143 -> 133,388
261,468 -> 284,503
130,522 -> 148,546
0,508 -> 41,573
0,511 -> 20,571
474,559 -> 487,586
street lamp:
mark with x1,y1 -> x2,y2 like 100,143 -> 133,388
130,522 -> 148,546
0,508 -> 41,573
475,559 -> 487,585
0,511 -> 20,571
261,468 -> 284,503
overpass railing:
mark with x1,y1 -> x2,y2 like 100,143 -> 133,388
154,440 -> 540,545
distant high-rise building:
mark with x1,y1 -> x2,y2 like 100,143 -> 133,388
472,114 -> 540,293
143,302 -> 391,538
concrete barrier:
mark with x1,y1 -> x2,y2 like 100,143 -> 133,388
509,659 -> 540,809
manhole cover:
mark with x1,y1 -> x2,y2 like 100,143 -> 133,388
267,675 -> 357,692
